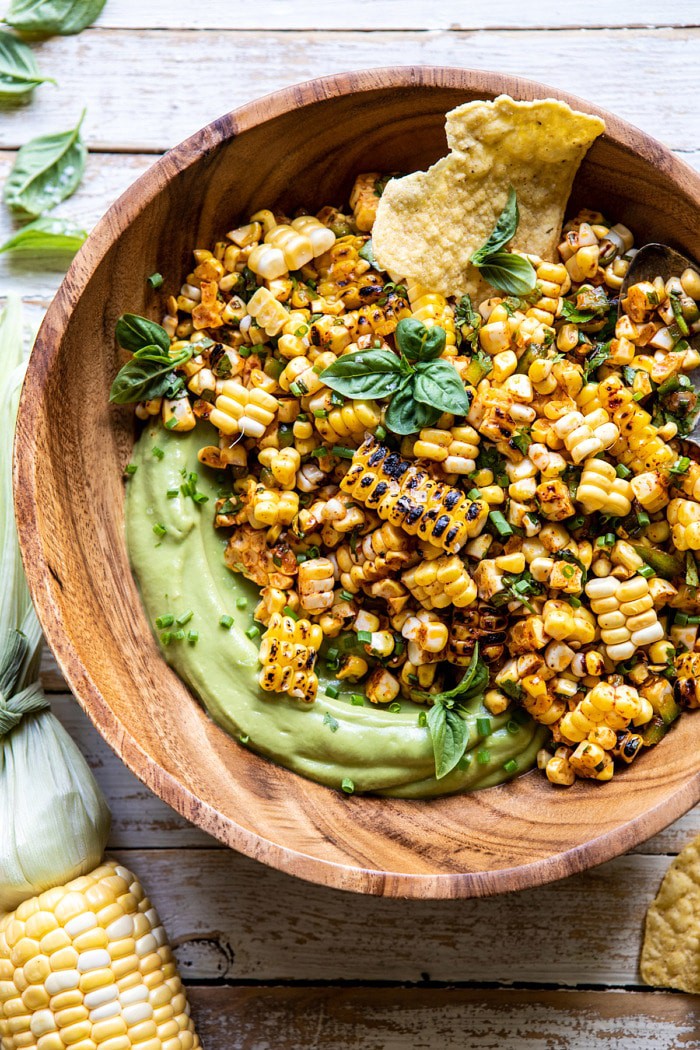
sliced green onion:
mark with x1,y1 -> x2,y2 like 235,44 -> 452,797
675,613 -> 690,626
638,564 -> 655,579
568,595 -> 582,608
166,488 -> 179,499
388,702 -> 401,713
330,392 -> 345,406
152,523 -> 167,538
313,409 -> 328,419
476,716 -> 491,736
220,615 -> 234,629
503,758 -> 519,774
670,456 -> 691,476
155,614 -> 174,629
160,631 -> 172,645
637,509 -> 650,527
467,488 -> 482,500
488,510 -> 513,538
351,694 -> 365,706
245,624 -> 260,640
124,463 -> 137,476
152,446 -> 165,460
175,610 -> 193,626
506,720 -> 521,735
341,777 -> 355,795
283,605 -> 299,621
375,424 -> 386,440
477,748 -> 491,765
147,272 -> 164,289
356,630 -> 372,644
339,589 -> 354,603
326,647 -> 339,663
332,445 -> 355,459
236,597 -> 248,610
417,710 -> 427,727
173,629 -> 186,641
326,684 -> 340,699
187,630 -> 199,644
615,463 -> 632,479
165,417 -> 179,430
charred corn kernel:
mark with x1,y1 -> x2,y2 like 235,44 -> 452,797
258,447 -> 301,489
552,408 -> 618,464
447,604 -> 506,666
290,215 -> 336,257
570,740 -> 614,781
340,436 -> 488,553
483,690 -> 510,715
0,862 -> 199,1050
598,374 -> 676,473
247,241 -> 287,280
546,752 -> 576,786
667,498 -> 700,550
250,486 -> 299,527
161,397 -> 196,433
535,479 -> 576,522
246,286 -> 290,336
479,320 -> 511,355
349,173 -> 381,232
337,655 -> 369,680
211,380 -> 278,438
297,557 -> 335,614
576,458 -> 632,516
401,610 -> 449,664
630,471 -> 669,513
258,613 -> 322,702
521,676 -> 566,725
365,668 -> 400,704
402,555 -> 477,610
492,350 -> 518,382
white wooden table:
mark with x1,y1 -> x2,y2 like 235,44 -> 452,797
4,3 -> 700,1045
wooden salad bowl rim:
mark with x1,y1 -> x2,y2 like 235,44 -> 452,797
14,67 -> 700,899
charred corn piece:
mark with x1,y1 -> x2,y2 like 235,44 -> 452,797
210,379 -> 278,438
598,374 -> 676,473
584,575 -> 664,662
340,437 -> 488,553
290,215 -> 336,257
349,173 -> 381,232
576,457 -> 633,516
0,860 -> 200,1050
246,285 -> 290,336
250,485 -> 299,527
402,555 -> 477,610
667,498 -> 700,551
559,681 -> 653,743
552,407 -> 619,464
258,613 -> 322,703
298,557 -> 335,614
569,739 -> 615,781
413,426 -> 480,474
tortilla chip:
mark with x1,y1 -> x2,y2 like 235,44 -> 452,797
641,834 -> 700,993
373,95 -> 605,300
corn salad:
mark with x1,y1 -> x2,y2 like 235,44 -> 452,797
124,177 -> 700,788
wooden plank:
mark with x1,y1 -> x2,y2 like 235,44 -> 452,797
186,987 -> 700,1050
48,685 -> 700,854
0,29 -> 696,153
110,848 -> 679,985
90,0 -> 700,31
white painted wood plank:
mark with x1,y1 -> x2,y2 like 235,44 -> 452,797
188,987 -> 700,1050
0,29 -> 696,153
111,848 -> 675,986
84,0 -> 700,31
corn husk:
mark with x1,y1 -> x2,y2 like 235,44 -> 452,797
0,298 -> 110,914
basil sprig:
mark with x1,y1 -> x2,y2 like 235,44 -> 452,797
4,110 -> 86,219
422,647 -> 489,779
109,313 -> 193,405
0,28 -> 54,99
0,214 -> 86,255
469,188 -> 536,296
321,317 -> 470,436
4,0 -> 107,36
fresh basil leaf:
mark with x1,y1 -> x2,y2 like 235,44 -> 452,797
132,344 -> 173,364
0,28 -> 54,98
583,340 -> 611,381
5,0 -> 106,36
384,377 -> 439,435
427,701 -> 469,779
320,349 -> 402,399
470,187 -> 519,266
559,300 -> 596,324
115,313 -> 171,355
4,110 -> 86,219
478,252 -> 537,296
414,360 -> 470,416
0,214 -> 86,255
358,239 -> 376,266
395,317 -> 447,364
109,356 -> 185,405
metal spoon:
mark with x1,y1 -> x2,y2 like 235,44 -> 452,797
619,242 -> 700,452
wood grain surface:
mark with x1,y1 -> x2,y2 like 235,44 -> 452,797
5,2 -> 700,1043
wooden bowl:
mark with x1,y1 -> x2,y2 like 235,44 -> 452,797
15,67 -> 700,899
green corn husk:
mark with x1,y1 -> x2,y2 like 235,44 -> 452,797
0,298 -> 110,914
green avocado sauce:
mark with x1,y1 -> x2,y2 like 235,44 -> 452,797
125,422 -> 547,797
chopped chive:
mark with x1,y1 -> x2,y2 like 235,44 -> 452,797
326,684 -> 340,699
341,777 -> 355,795
220,615 -> 234,629
193,492 -> 209,504
313,409 -> 329,419
688,616 -> 700,625
503,758 -> 519,774
173,629 -> 186,641
246,624 -> 260,640
236,597 -> 248,610
457,753 -> 472,771
240,734 -> 250,744
339,589 -> 354,603
675,613 -> 689,626
124,463 -> 137,476
638,564 -> 655,579
326,647 -> 339,663
375,424 -> 386,440
615,463 -> 632,479
506,720 -> 521,735
488,510 -> 512,538
332,445 -> 355,459
356,630 -> 372,644
155,614 -> 174,629
296,552 -> 307,563
165,417 -> 179,430
152,523 -> 167,538
388,702 -> 401,713
477,748 -> 491,765
160,631 -> 172,645
351,693 -> 365,706
147,272 -> 164,289
283,605 -> 299,621
568,595 -> 582,608
467,487 -> 482,500
670,456 -> 691,476
570,515 -> 585,529
239,346 -> 252,358
310,446 -> 330,458
152,446 -> 165,460
476,716 -> 491,736
175,609 -> 194,626
297,412 -> 308,421
166,488 -> 179,498
637,509 -> 651,527
289,381 -> 303,397
187,630 -> 199,644
417,710 -> 427,727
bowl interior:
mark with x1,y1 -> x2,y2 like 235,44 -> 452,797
15,68 -> 700,898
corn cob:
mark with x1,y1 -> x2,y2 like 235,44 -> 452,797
0,861 -> 200,1050
210,379 -> 278,438
413,426 -> 480,474
585,575 -> 664,661
308,396 -> 381,446
401,610 -> 449,665
341,298 -> 411,340
401,555 -> 477,610
559,681 -> 653,745
249,485 -> 299,527
340,437 -> 488,553
348,173 -> 381,232
598,374 -> 676,473
667,498 -> 700,551
297,557 -> 335,614
576,457 -> 633,516
258,613 -> 322,703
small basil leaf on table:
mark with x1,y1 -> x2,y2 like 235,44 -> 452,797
4,110 -> 86,219
109,356 -> 186,405
0,215 -> 86,255
0,29 -> 54,99
320,349 -> 403,399
4,0 -> 107,36
115,313 -> 171,355
427,701 -> 470,779
384,377 -> 440,435
413,359 -> 471,416
470,186 -> 519,266
477,252 -> 537,296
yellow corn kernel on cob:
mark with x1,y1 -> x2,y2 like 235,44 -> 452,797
210,379 -> 278,438
551,407 -> 619,464
349,173 -> 381,232
250,485 -> 299,527
258,447 -> 301,489
315,237 -> 371,306
258,612 -> 322,703
559,681 -> 653,744
402,555 -> 477,610
264,223 -> 314,271
667,498 -> 700,550
342,298 -> 411,340
297,557 -> 335,614
290,215 -> 336,257
0,860 -> 200,1050
598,374 -> 676,473
576,457 -> 633,516
310,396 -> 381,445
585,575 -> 664,662
413,426 -> 480,474
340,437 -> 488,553
401,610 -> 449,665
